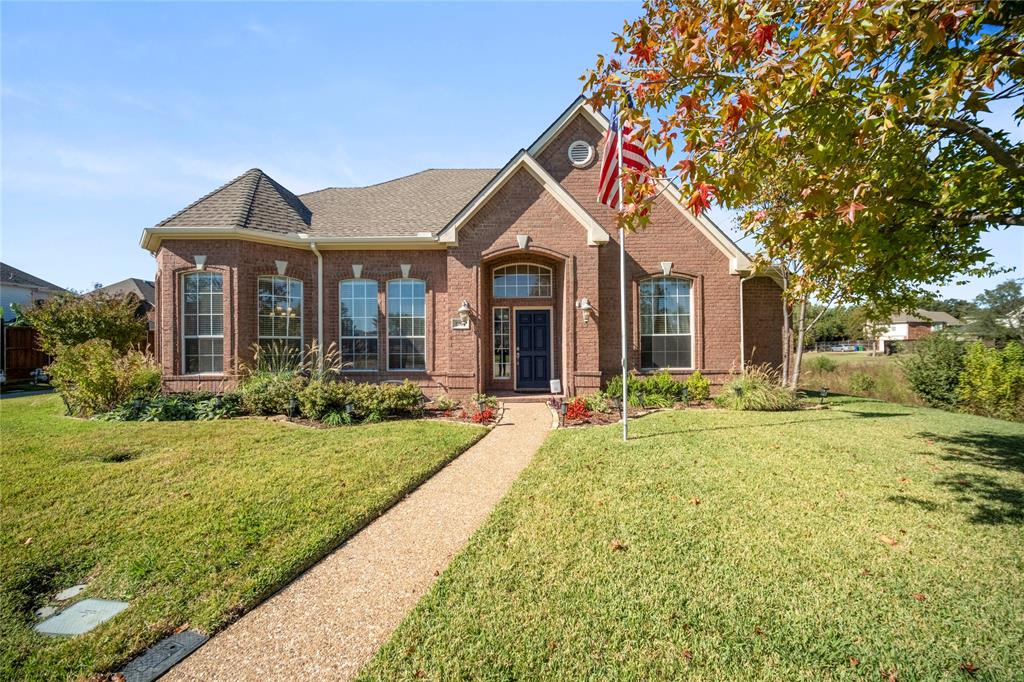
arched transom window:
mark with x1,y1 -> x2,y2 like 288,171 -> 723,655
639,276 -> 693,369
493,263 -> 552,298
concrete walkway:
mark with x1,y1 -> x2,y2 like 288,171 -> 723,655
166,402 -> 552,681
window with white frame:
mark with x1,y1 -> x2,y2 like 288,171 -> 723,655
493,263 -> 552,298
258,276 -> 302,360
340,279 -> 379,371
182,272 -> 223,374
639,276 -> 693,369
493,307 -> 511,379
386,279 -> 426,370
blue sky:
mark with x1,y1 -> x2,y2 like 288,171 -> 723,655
2,1 -> 1020,300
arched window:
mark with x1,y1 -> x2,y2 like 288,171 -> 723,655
639,276 -> 693,369
182,271 -> 223,374
340,279 -> 379,371
258,276 -> 303,362
493,263 -> 552,298
386,279 -> 426,370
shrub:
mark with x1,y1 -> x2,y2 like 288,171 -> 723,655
21,292 -> 148,356
643,370 -> 687,402
468,393 -> 499,409
239,372 -> 303,416
685,371 -> 711,403
847,372 -> 877,395
49,340 -> 161,416
321,410 -> 351,427
433,394 -> 458,412
565,397 -> 591,421
603,372 -> 645,406
582,393 -> 611,413
139,395 -> 197,422
957,341 -> 1024,421
900,334 -> 965,409
297,379 -> 345,421
194,393 -> 243,421
809,355 -> 839,373
714,365 -> 799,411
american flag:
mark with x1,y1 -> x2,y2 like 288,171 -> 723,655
598,100 -> 652,209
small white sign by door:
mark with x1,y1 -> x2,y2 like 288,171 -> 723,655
549,379 -> 562,394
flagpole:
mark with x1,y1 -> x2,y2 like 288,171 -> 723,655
617,106 -> 628,442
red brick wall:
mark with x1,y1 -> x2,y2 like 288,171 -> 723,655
151,111 -> 783,396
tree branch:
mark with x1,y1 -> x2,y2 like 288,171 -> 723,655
902,115 -> 1024,177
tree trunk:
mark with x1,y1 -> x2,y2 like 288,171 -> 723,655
791,299 -> 808,390
781,298 -> 791,386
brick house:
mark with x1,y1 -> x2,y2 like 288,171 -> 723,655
140,98 -> 784,396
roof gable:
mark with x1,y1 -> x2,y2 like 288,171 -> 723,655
529,98 -> 752,274
436,150 -> 610,246
91,278 -> 156,305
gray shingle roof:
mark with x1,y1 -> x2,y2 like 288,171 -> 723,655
299,169 -> 498,237
157,168 -> 311,234
0,262 -> 66,292
91,278 -> 155,306
154,168 -> 498,239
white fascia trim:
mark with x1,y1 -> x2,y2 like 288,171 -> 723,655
526,96 -> 607,157
140,227 -> 444,252
532,98 -> 753,274
437,150 -> 610,247
654,180 -> 753,275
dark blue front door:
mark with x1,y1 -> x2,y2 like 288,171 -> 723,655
516,310 -> 550,390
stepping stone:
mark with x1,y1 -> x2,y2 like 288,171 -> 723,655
119,630 -> 208,682
54,584 -> 87,601
34,606 -> 57,619
34,599 -> 129,636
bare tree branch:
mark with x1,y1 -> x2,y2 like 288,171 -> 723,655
902,116 -> 1024,177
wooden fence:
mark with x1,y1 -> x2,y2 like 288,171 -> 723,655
1,324 -> 51,381
1,324 -> 156,381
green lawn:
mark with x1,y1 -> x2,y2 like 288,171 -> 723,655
0,394 -> 485,681
361,397 -> 1024,681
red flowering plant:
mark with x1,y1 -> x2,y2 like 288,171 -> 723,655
565,397 -> 592,423
471,406 -> 496,424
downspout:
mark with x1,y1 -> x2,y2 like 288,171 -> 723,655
738,274 -> 755,368
310,241 -> 324,367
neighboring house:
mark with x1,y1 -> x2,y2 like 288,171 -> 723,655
0,262 -> 67,322
140,97 -> 784,396
874,309 -> 963,352
90,278 -> 157,330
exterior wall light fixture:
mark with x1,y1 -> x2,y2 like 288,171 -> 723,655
576,297 -> 594,324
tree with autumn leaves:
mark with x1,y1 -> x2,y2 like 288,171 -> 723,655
584,0 -> 1023,385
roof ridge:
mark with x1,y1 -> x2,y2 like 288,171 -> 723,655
298,168 -> 498,196
156,168 -> 261,227
239,170 -> 263,229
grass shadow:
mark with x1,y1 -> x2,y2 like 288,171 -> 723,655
919,431 -> 1024,474
935,473 -> 1024,525
631,410 -> 910,441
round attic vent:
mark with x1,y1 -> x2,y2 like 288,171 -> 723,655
567,140 -> 595,168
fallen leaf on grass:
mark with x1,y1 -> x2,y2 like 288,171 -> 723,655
959,661 -> 978,676
23,537 -> 32,545
912,593 -> 926,602
682,649 -> 693,662
850,657 -> 860,667
878,534 -> 899,547
689,497 -> 701,506
754,625 -> 765,637
880,667 -> 898,681
860,568 -> 873,577
610,539 -> 629,552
